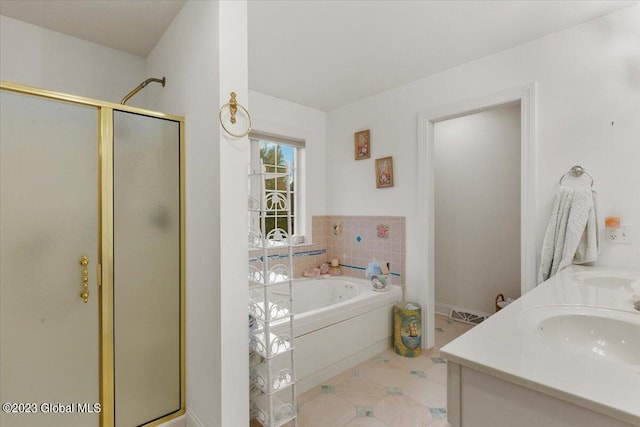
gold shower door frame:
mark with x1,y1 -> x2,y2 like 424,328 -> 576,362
0,81 -> 186,427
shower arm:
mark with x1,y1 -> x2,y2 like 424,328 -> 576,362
120,77 -> 166,105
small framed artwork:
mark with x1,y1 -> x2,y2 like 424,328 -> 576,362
375,156 -> 394,188
354,129 -> 370,160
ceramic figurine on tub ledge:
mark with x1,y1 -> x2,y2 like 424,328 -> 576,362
366,259 -> 391,291
319,262 -> 330,275
303,262 -> 333,278
303,266 -> 321,278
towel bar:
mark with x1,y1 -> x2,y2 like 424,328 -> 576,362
219,92 -> 252,138
559,165 -> 593,187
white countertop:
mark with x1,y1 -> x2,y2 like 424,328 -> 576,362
441,266 -> 640,425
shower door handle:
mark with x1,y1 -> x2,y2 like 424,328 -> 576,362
79,256 -> 89,303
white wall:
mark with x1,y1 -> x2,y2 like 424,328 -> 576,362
217,2 -> 249,426
0,15 -> 146,105
146,1 -> 249,426
434,104 -> 521,314
144,2 -> 221,426
249,90 -> 327,237
326,5 -> 640,305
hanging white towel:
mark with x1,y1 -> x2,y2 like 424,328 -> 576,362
538,186 -> 598,283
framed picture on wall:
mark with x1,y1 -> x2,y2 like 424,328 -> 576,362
354,129 -> 371,160
375,156 -> 394,188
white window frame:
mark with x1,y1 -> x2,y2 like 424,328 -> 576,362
249,131 -> 305,244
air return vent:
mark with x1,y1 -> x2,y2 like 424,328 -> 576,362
449,309 -> 487,325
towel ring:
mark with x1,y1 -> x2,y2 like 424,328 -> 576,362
559,165 -> 593,187
219,92 -> 252,138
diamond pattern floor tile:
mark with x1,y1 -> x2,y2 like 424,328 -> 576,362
296,394 -> 356,427
272,315 -> 473,427
373,395 -> 432,427
335,377 -> 388,407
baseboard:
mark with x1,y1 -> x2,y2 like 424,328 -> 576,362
185,409 -> 205,427
153,413 -> 187,427
435,302 -> 451,316
295,337 -> 392,395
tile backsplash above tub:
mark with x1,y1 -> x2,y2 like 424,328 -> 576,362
313,215 -> 406,284
248,216 -> 405,286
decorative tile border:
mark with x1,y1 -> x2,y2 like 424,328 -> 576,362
249,248 -> 327,263
340,263 -> 401,277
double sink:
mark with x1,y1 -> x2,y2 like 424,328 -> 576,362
522,269 -> 640,367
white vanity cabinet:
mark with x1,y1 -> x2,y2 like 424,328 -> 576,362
442,266 -> 640,427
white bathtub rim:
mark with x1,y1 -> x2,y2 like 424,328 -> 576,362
294,284 -> 401,337
265,277 -> 402,337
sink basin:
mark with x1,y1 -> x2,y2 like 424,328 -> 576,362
572,271 -> 640,292
523,306 -> 640,365
581,277 -> 636,291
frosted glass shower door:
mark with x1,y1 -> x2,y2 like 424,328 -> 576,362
112,111 -> 182,426
0,91 -> 100,427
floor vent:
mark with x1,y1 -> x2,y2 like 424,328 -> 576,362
449,309 -> 487,325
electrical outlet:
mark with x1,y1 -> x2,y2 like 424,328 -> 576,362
607,224 -> 633,244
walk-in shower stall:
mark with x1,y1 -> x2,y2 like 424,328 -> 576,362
0,81 -> 185,427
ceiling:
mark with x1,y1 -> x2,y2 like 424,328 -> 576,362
0,0 -> 186,57
1,0 -> 636,111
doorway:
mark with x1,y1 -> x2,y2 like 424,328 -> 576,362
416,84 -> 537,349
433,102 -> 521,319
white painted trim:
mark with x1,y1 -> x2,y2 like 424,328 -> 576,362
435,302 -> 451,316
417,83 -> 537,349
416,114 -> 434,348
186,409 -> 205,427
520,85 -> 538,293
158,414 -> 187,427
447,361 -> 462,427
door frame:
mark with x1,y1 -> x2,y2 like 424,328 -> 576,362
0,80 -> 186,427
416,84 -> 537,349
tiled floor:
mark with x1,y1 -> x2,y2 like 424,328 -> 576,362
252,314 -> 474,427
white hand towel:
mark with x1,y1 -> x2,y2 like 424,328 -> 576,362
538,186 -> 598,283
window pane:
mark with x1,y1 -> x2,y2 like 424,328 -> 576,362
277,177 -> 287,191
276,217 -> 288,232
256,139 -> 297,238
280,145 -> 294,170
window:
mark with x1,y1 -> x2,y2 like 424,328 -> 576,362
249,132 -> 304,243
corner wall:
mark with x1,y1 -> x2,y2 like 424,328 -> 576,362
325,5 -> 640,304
0,15 -> 146,104
145,1 -> 249,426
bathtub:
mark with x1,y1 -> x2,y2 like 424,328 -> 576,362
250,277 -> 402,393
